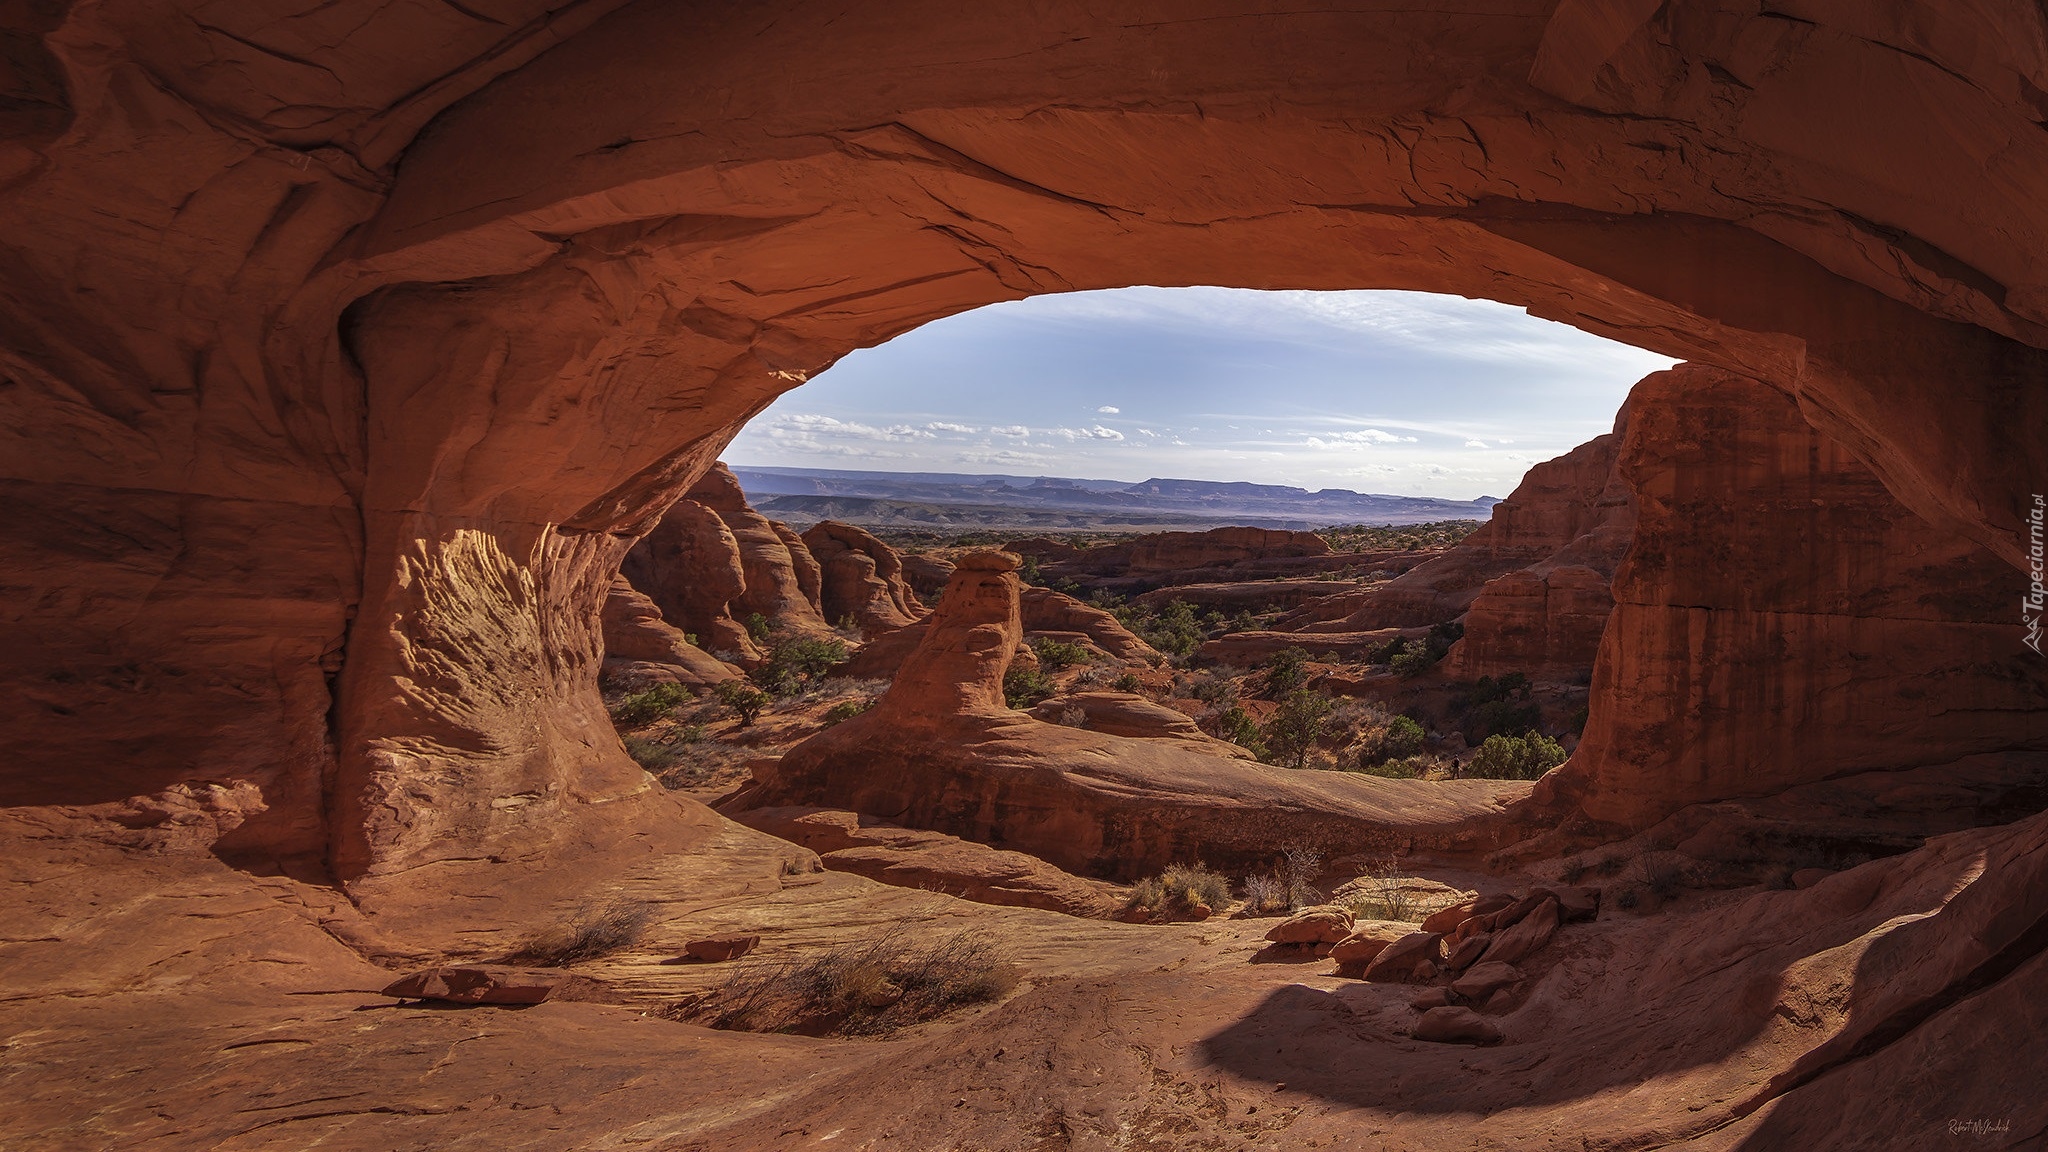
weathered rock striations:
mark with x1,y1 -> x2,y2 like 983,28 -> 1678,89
801,521 -> 925,633
689,463 -> 833,633
1544,367 -> 2048,831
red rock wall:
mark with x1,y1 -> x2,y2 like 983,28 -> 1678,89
5,1 -> 2048,920
801,521 -> 925,633
1546,367 -> 2048,829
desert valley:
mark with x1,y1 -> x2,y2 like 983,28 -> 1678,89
4,4 -> 2048,1151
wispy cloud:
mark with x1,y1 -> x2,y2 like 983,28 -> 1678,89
1096,405 -> 1120,414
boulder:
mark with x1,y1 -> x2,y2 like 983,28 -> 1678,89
1029,692 -> 1255,758
732,805 -> 1120,918
1362,931 -> 1443,983
1443,932 -> 1492,973
1420,897 -> 1480,934
621,497 -> 760,663
682,934 -> 760,962
1329,920 -> 1416,971
1019,586 -> 1157,662
1533,885 -> 1602,923
381,965 -> 608,1006
900,553 -> 957,600
1412,1006 -> 1503,1045
1264,904 -> 1356,946
1408,987 -> 1452,1011
1449,961 -> 1525,1001
1477,897 -> 1562,968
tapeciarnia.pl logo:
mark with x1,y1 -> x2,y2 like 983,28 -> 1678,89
2026,493 -> 2044,656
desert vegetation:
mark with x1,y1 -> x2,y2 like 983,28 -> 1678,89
672,930 -> 1016,1037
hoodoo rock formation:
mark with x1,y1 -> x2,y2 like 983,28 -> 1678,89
737,553 -> 1532,876
688,463 -> 833,635
6,2 -> 2048,1147
801,520 -> 926,633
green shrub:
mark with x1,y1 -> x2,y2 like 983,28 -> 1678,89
1263,646 -> 1309,696
1465,731 -> 1567,780
623,735 -> 684,772
714,679 -> 771,726
1030,636 -> 1094,670
821,698 -> 873,726
1003,666 -> 1056,710
1389,621 -> 1464,678
1117,599 -> 1203,657
1259,689 -> 1336,769
1357,754 -> 1426,779
743,612 -> 773,642
1460,698 -> 1542,744
1111,672 -> 1143,693
1210,704 -> 1266,758
610,682 -> 689,727
752,636 -> 850,696
1125,863 -> 1233,919
1356,714 -> 1426,768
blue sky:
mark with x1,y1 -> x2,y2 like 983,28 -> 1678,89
724,287 -> 1676,499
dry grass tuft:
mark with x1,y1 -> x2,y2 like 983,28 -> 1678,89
668,929 -> 1015,1037
1125,863 -> 1232,919
507,898 -> 652,966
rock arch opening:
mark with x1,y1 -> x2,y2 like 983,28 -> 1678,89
8,4 -> 2048,1143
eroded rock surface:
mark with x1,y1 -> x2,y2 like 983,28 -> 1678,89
736,552 -> 1531,876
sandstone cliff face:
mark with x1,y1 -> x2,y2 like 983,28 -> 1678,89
1547,367 -> 2048,829
619,496 -> 758,662
800,521 -> 925,633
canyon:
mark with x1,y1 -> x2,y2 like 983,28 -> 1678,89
4,2 -> 2048,1150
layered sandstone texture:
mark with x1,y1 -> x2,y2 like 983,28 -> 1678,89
739,553 -> 1533,876
619,463 -> 836,663
800,520 -> 926,632
1548,366 -> 2048,830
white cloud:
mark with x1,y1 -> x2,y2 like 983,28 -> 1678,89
989,424 -> 1030,438
925,421 -> 979,434
1138,428 -> 1158,437
1044,425 -> 1126,442
1096,405 -> 1120,414
1465,439 -> 1489,448
956,448 -> 1051,467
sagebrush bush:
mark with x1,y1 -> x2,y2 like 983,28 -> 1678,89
714,679 -> 771,726
1466,731 -> 1567,780
509,898 -> 651,966
610,682 -> 688,727
1003,666 -> 1056,709
821,698 -> 873,726
623,735 -> 685,772
678,929 -> 1015,1037
1030,636 -> 1094,670
1125,863 -> 1232,919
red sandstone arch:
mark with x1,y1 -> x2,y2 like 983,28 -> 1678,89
4,2 -> 2046,937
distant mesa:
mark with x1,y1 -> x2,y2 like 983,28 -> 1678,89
731,465 -> 1497,531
